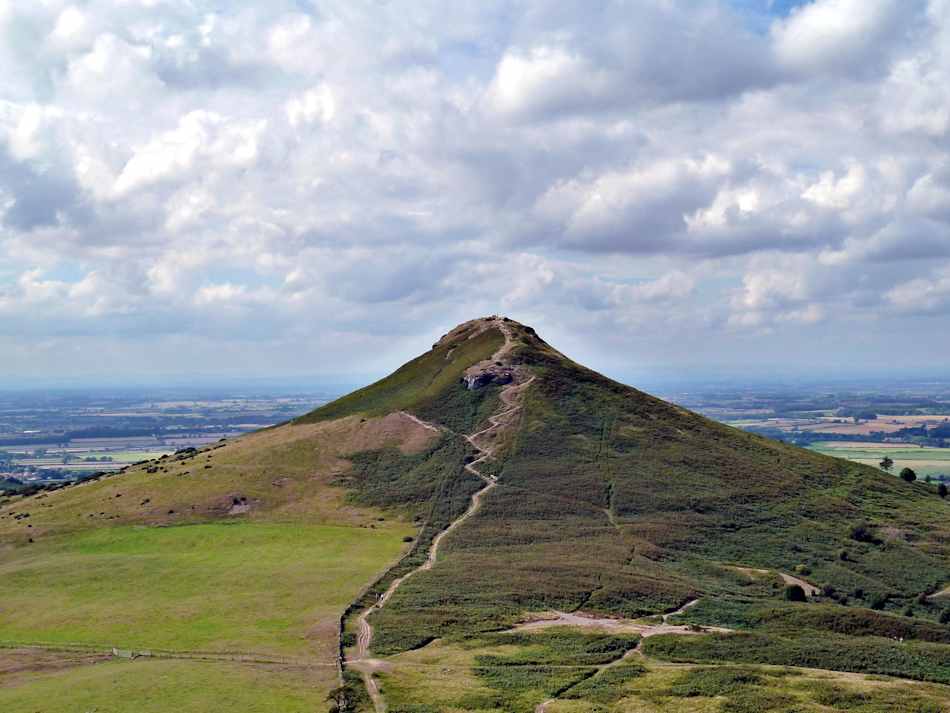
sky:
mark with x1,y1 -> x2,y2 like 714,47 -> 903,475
1,0 -> 950,386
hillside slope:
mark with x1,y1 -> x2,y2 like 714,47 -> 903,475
318,317 -> 950,711
3,316 -> 950,713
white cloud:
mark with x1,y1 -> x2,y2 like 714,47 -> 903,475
286,84 -> 336,127
113,110 -> 266,195
486,47 -> 610,120
1,0 -> 950,376
772,0 -> 917,78
801,164 -> 866,210
534,156 -> 731,252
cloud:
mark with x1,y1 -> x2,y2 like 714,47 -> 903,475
771,0 -> 921,78
484,1 -> 775,121
886,265 -> 950,314
531,156 -> 731,253
1,0 -> 950,377
113,110 -> 266,195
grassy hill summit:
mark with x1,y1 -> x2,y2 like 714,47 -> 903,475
3,315 -> 950,712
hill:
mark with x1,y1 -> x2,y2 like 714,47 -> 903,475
2,316 -> 950,713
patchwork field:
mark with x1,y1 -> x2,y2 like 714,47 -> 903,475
809,442 -> 950,478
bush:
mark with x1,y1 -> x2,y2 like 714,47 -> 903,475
849,522 -> 878,544
901,468 -> 918,483
784,585 -> 807,602
939,483 -> 948,499
940,609 -> 950,625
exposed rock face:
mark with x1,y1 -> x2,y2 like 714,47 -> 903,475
462,366 -> 513,390
454,315 -> 520,390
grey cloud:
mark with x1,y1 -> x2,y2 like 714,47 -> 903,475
484,0 -> 779,122
0,145 -> 88,230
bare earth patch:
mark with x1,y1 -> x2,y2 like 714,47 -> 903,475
728,565 -> 820,597
0,647 -> 109,686
510,601 -> 730,640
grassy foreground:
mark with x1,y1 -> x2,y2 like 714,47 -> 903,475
0,657 -> 328,713
375,633 -> 950,713
0,521 -> 412,657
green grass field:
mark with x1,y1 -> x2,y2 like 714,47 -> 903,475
809,442 -> 950,478
0,657 -> 330,713
0,521 -> 412,658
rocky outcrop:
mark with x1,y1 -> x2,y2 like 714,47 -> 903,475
462,364 -> 514,390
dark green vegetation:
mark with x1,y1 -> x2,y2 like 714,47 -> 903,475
673,599 -> 950,644
4,317 -> 950,711
644,631 -> 950,684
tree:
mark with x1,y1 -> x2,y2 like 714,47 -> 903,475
939,483 -> 948,499
900,467 -> 917,483
880,456 -> 894,472
784,584 -> 807,602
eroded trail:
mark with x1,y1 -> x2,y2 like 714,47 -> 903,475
347,323 -> 532,713
728,565 -> 820,597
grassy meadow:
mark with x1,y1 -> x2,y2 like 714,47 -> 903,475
0,521 -> 412,657
0,656 -> 331,713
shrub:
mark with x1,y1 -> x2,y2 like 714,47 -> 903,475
901,468 -> 918,483
939,609 -> 950,625
666,667 -> 762,698
939,483 -> 948,499
849,522 -> 878,544
784,585 -> 807,602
